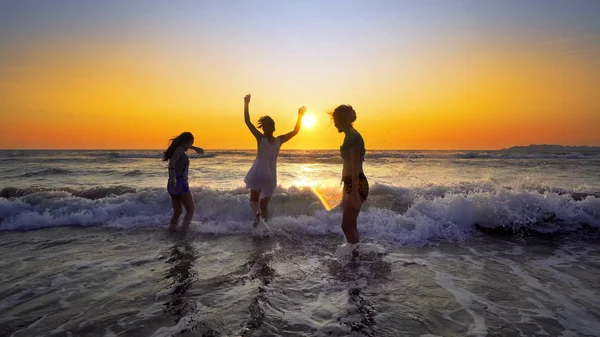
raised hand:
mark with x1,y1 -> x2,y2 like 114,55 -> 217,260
244,93 -> 261,139
298,106 -> 307,116
192,146 -> 204,155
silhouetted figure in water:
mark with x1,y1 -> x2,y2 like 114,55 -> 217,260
163,132 -> 204,231
331,105 -> 369,243
243,94 -> 306,226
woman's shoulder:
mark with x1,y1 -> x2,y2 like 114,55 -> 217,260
343,130 -> 364,146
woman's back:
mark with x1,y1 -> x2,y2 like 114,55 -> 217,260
256,136 -> 281,171
170,147 -> 190,177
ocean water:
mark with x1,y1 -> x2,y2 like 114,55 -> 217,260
1,149 -> 600,336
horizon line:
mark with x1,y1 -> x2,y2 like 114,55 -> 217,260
1,144 -> 599,152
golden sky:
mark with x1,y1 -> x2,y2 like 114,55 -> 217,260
1,1 -> 599,150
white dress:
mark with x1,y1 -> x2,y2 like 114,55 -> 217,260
244,136 -> 281,197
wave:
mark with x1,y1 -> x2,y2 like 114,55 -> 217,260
0,186 -> 136,200
365,151 -> 600,160
2,150 -> 598,165
454,152 -> 600,160
18,168 -> 73,177
123,170 -> 143,177
1,183 -> 598,245
284,151 -> 600,162
108,152 -> 217,159
108,151 -> 161,159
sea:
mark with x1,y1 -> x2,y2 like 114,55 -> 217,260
1,149 -> 599,337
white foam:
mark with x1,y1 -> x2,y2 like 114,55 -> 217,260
1,185 -> 599,246
155,285 -> 177,301
433,271 -> 488,337
103,329 -> 118,337
334,243 -> 386,260
486,252 -> 600,337
150,312 -> 201,337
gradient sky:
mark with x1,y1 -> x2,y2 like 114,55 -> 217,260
1,0 -> 599,149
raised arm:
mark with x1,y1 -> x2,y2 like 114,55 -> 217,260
244,94 -> 262,140
279,106 -> 306,144
190,145 -> 204,155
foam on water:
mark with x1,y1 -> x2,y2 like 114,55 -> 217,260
1,183 -> 599,246
18,168 -> 73,177
433,271 -> 488,337
110,152 -> 217,159
1,223 -> 599,336
485,251 -> 600,336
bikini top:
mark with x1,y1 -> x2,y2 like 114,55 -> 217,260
340,130 -> 366,161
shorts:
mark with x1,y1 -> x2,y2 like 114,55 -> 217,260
342,172 -> 369,202
167,177 -> 190,196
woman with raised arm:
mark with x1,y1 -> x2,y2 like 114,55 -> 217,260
163,132 -> 204,231
243,94 -> 306,226
331,105 -> 368,244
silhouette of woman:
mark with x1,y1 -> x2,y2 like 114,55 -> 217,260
331,105 -> 368,243
163,132 -> 204,231
243,94 -> 306,226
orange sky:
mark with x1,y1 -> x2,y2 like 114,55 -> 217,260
1,1 -> 599,150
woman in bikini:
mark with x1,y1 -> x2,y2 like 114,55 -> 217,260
243,94 -> 306,226
331,105 -> 368,244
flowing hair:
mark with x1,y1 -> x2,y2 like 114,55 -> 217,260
257,116 -> 275,131
163,132 -> 194,161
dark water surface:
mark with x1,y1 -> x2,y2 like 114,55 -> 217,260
1,227 -> 599,337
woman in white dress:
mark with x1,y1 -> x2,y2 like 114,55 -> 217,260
243,94 -> 306,225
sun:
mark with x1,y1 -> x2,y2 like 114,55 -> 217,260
302,114 -> 317,129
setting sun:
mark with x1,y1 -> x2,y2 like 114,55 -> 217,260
302,114 -> 317,129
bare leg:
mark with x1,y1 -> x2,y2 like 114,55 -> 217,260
250,189 -> 261,226
169,196 -> 182,231
342,201 -> 361,244
180,192 -> 195,231
259,196 -> 271,221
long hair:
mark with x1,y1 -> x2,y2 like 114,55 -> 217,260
163,132 -> 194,161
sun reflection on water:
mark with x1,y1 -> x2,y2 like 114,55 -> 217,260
291,165 -> 342,211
